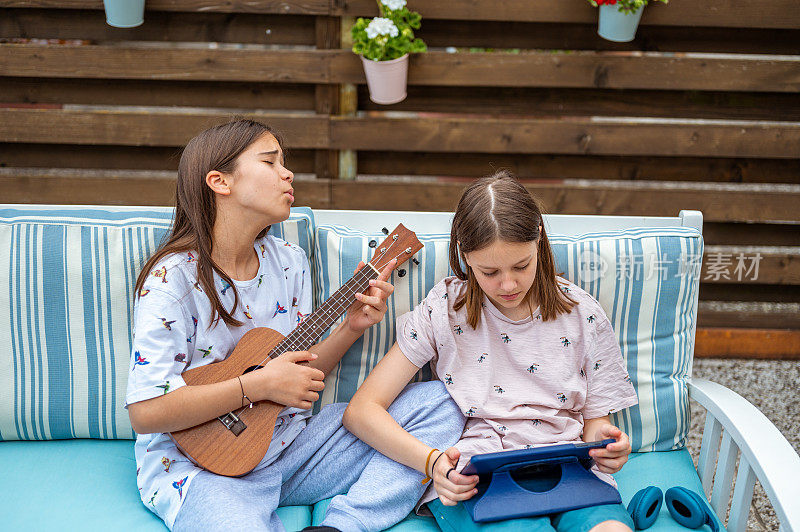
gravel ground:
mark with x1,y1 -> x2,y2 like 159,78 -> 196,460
686,358 -> 800,531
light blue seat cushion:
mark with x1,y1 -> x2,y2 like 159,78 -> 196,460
312,496 -> 440,531
0,439 -> 312,531
614,449 -> 725,531
308,449 -> 723,531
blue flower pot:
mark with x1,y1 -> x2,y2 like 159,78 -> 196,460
103,0 -> 145,28
597,4 -> 644,42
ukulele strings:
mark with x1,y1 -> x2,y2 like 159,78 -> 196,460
230,235 -> 413,418
257,233 -> 407,368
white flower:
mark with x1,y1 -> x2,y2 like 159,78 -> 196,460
365,17 -> 399,40
381,0 -> 406,10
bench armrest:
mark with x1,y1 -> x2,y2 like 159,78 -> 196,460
688,377 -> 800,532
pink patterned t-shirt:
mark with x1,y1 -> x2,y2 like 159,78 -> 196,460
396,276 -> 638,505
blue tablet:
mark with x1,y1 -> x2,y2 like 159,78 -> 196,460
460,439 -> 616,477
459,439 -> 622,522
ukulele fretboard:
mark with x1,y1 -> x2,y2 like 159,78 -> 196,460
268,265 -> 379,357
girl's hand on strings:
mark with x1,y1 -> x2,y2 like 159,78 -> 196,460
346,258 -> 396,334
432,447 -> 480,506
589,424 -> 632,474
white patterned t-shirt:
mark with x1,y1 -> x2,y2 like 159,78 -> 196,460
126,234 -> 313,529
396,276 -> 638,507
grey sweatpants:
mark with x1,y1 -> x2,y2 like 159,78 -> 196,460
172,381 -> 464,532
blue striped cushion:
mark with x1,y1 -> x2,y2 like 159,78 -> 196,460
550,227 -> 703,452
312,225 -> 453,411
0,205 -> 314,441
312,224 -> 702,452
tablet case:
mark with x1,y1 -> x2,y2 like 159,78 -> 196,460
460,439 -> 622,522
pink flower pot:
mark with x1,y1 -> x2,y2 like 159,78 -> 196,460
361,54 -> 409,105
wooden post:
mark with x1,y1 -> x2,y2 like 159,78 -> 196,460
315,15 -> 340,180
339,15 -> 358,180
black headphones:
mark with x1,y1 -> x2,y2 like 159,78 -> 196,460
627,486 -> 719,531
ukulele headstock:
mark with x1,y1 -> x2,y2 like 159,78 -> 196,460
368,224 -> 423,273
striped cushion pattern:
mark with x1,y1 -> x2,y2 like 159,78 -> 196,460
313,224 -> 702,452
549,227 -> 703,452
0,205 -> 314,441
312,225 -> 453,412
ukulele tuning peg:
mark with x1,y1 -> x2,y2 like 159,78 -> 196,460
412,258 -> 420,266
380,247 -> 387,253
381,227 -> 389,235
368,239 -> 377,248
397,269 -> 407,277
392,234 -> 398,240
405,247 -> 412,253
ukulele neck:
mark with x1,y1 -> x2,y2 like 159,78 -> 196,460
268,263 -> 380,356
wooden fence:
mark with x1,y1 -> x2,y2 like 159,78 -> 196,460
1,0 -> 798,357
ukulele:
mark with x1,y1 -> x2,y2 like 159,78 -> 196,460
169,224 -> 423,477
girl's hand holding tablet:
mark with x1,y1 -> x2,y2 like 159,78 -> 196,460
587,423 -> 632,474
432,447 -> 480,506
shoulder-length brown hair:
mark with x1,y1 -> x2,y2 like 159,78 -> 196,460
134,118 -> 282,327
450,170 -> 577,328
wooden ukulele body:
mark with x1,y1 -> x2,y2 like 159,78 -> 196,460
170,327 -> 288,477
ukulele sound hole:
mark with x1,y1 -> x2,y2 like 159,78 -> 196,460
243,365 -> 264,374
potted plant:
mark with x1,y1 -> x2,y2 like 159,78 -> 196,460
588,0 -> 667,42
103,0 -> 145,28
351,0 -> 427,105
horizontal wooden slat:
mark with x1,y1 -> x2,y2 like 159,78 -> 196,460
5,169 -> 799,226
1,43 -> 330,83
704,223 -> 800,247
0,78 -> 316,110
0,10 -> 315,45
331,51 -> 800,93
701,246 -> 800,285
698,302 -> 800,329
5,45 -> 798,93
362,86 -> 800,122
0,0 -> 330,15
328,177 -> 800,224
418,20 -> 800,55
0,168 -> 330,207
332,115 -> 800,159
694,328 -> 800,359
700,283 -> 800,303
357,151 -> 800,184
0,108 -> 329,148
344,0 -> 800,29
0,145 -> 317,172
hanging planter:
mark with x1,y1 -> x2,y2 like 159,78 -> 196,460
103,0 -> 145,28
361,54 -> 409,105
352,1 -> 426,106
588,0 -> 667,43
597,4 -> 644,42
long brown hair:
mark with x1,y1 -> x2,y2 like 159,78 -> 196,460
134,119 -> 282,327
450,170 -> 577,328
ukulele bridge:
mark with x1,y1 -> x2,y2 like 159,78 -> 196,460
218,412 -> 247,436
